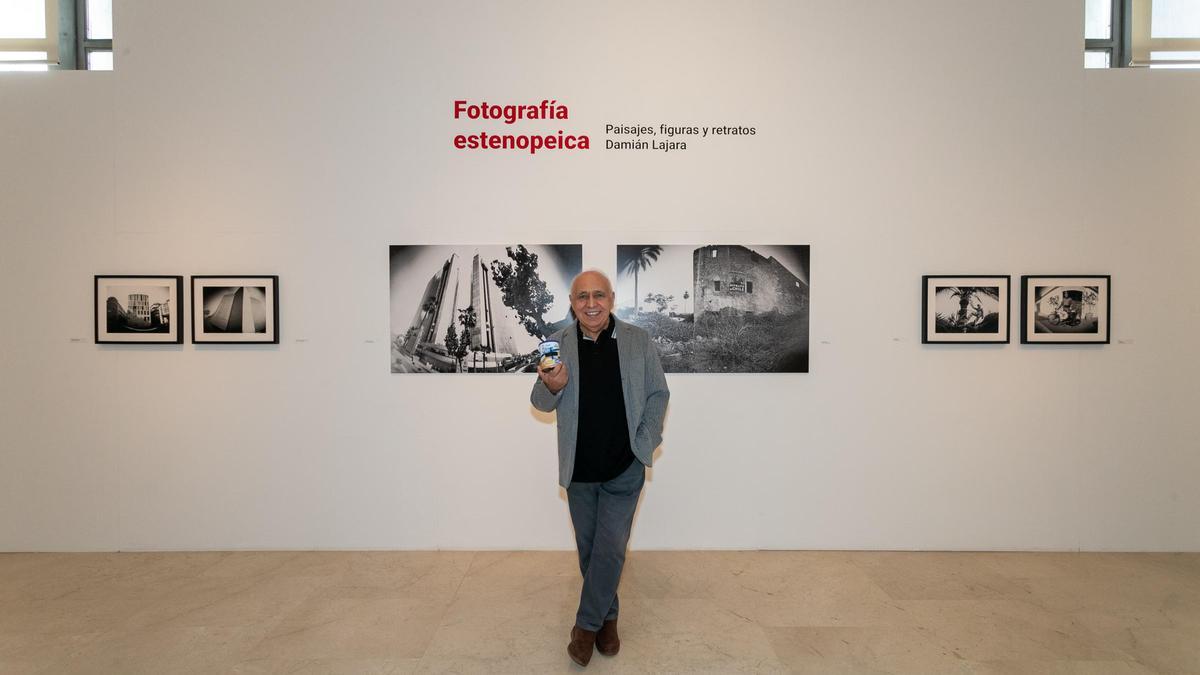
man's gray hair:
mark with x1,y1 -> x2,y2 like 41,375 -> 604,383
569,269 -> 614,294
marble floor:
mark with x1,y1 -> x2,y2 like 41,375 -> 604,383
0,551 -> 1198,674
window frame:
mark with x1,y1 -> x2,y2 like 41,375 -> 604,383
1131,0 -> 1200,67
0,0 -> 60,68
1085,0 -> 1133,67
76,0 -> 112,69
1087,0 -> 1200,68
0,0 -> 113,71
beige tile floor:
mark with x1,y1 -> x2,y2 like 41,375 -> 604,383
1,551 -> 1198,674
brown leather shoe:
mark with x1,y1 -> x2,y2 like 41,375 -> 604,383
567,625 -> 597,667
596,618 -> 620,656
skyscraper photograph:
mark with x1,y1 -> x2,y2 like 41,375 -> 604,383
389,244 -> 581,373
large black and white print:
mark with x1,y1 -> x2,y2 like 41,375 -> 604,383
1021,275 -> 1111,344
615,245 -> 810,373
922,275 -> 1010,344
191,276 -> 280,344
390,245 -> 582,373
95,275 -> 183,344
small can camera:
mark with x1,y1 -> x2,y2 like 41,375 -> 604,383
537,340 -> 561,370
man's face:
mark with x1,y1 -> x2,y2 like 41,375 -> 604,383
571,272 -> 615,337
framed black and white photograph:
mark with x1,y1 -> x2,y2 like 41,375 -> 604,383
615,244 -> 810,373
95,275 -> 184,344
1021,275 -> 1110,344
390,244 -> 582,373
922,275 -> 1010,344
191,276 -> 280,344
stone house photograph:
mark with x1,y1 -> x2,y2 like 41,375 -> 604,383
615,244 -> 810,373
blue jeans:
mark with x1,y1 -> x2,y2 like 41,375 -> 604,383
566,459 -> 645,631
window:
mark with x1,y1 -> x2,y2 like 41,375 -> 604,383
746,281 -> 753,294
713,280 -> 721,292
711,250 -> 717,258
1151,0 -> 1200,38
86,48 -> 110,70
1085,50 -> 1113,68
1136,0 -> 1200,67
0,0 -> 57,70
1086,0 -> 1200,68
0,50 -> 48,71
80,0 -> 112,69
0,0 -> 113,71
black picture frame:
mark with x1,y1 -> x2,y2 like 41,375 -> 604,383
922,275 -> 1011,344
1020,275 -> 1111,345
95,275 -> 185,344
190,275 -> 280,344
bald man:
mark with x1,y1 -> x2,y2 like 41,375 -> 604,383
531,270 -> 670,667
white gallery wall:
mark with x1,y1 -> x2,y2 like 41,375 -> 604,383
1,0 -> 1198,552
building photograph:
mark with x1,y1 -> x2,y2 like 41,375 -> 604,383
615,244 -> 810,372
389,244 -> 581,373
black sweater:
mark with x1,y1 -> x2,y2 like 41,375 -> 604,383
571,318 -> 635,483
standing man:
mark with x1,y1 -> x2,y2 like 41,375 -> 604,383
531,269 -> 670,667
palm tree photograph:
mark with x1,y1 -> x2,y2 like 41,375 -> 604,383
922,276 -> 1010,344
615,244 -> 810,373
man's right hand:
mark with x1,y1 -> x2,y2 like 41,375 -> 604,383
538,362 -> 568,394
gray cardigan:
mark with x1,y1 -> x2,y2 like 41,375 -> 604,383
530,318 -> 670,488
